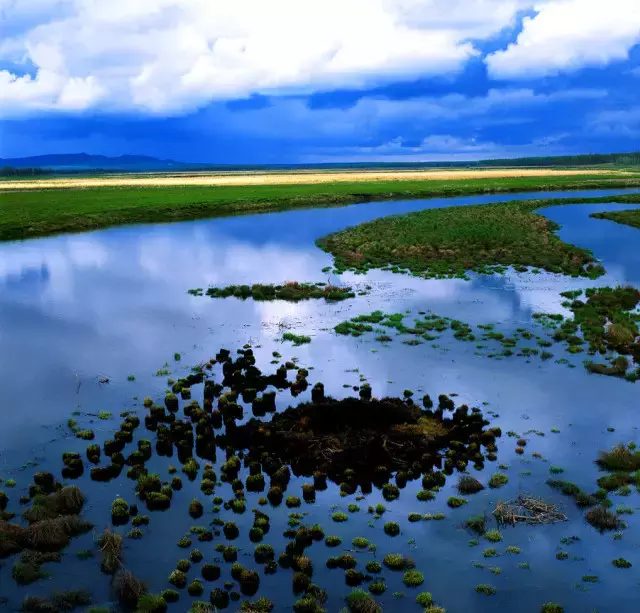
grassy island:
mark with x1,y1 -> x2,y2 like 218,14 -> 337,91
317,193 -> 640,279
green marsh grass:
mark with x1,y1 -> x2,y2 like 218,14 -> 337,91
3,174 -> 640,242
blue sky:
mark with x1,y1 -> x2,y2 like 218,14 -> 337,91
1,0 -> 639,163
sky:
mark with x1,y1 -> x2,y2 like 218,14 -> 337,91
0,0 -> 639,163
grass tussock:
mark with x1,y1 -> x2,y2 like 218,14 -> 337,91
596,444 -> 640,472
113,569 -> 148,607
98,528 -> 123,574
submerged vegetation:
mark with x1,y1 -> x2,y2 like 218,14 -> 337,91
190,282 -> 355,302
332,284 -> 640,380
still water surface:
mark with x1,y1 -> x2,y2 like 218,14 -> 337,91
1,189 -> 639,612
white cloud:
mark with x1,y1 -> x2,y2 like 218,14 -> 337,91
487,0 -> 640,79
202,87 -> 604,142
589,107 -> 640,137
0,0 -> 540,116
304,131 -> 574,162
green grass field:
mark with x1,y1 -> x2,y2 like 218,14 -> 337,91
317,193 -> 640,279
1,174 -> 640,242
591,208 -> 640,229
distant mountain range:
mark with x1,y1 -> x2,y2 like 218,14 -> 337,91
0,153 -> 196,171
1,151 -> 639,173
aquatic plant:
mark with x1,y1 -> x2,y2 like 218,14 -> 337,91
488,473 -> 508,488
332,511 -> 348,522
382,483 -> 400,501
189,499 -> 203,519
188,580 -> 204,597
475,584 -> 497,595
223,521 -> 239,539
485,530 -> 503,543
402,570 -> 424,587
585,506 -> 621,531
540,604 -> 564,613
345,588 -> 382,613
286,496 -> 302,508
210,588 -> 229,608
97,529 -> 122,574
169,569 -> 187,588
464,515 -> 486,535
612,557 -> 632,568
176,559 -> 191,572
346,569 -> 366,586
352,536 -> 369,548
447,496 -> 467,508
596,444 -> 640,472
368,582 -> 387,595
282,332 -> 312,346
384,522 -> 400,536
113,569 -> 148,607
383,553 -> 414,571
457,476 -> 484,494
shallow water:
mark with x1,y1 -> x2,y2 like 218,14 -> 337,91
1,189 -> 640,612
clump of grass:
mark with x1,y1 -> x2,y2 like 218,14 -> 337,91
352,536 -> 369,548
485,530 -> 503,543
488,473 -> 508,489
612,557 -> 632,568
416,592 -> 433,606
402,570 -> 424,587
325,535 -> 342,547
368,582 -> 387,595
383,553 -> 414,570
345,588 -> 381,613
416,490 -> 435,502
585,506 -> 621,531
596,444 -> 640,472
475,584 -> 497,595
457,475 -> 484,494
97,529 -> 123,574
332,511 -> 348,523
282,332 -> 312,346
541,603 -> 564,613
384,522 -> 400,536
113,569 -> 148,607
464,514 -> 486,535
382,483 -> 400,501
447,496 -> 467,508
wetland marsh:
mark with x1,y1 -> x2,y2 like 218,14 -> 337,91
1,187 -> 640,613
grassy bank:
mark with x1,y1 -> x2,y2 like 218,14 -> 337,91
1,174 -> 640,242
591,208 -> 640,229
317,193 -> 640,279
